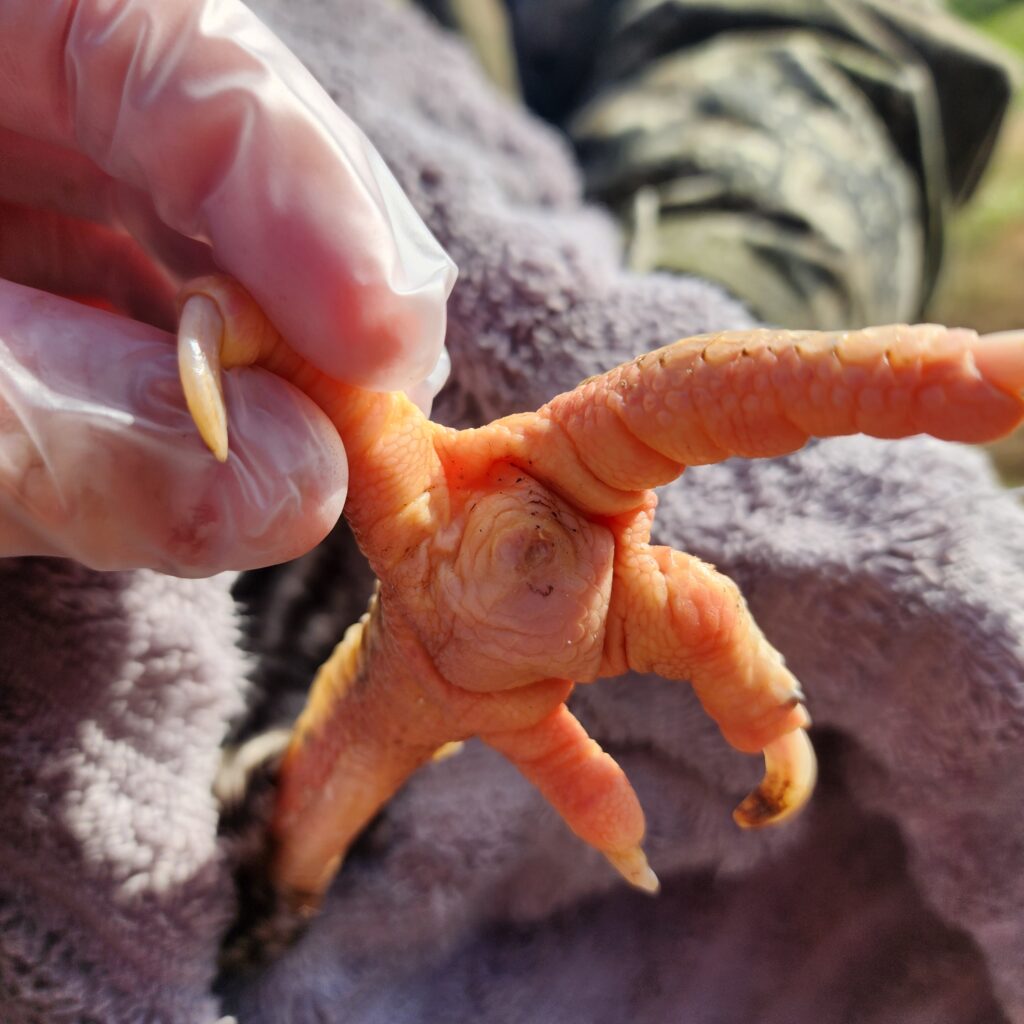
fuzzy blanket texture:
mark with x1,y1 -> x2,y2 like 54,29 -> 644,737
2,1 -> 1023,1021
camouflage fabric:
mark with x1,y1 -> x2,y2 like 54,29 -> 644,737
416,0 -> 1017,328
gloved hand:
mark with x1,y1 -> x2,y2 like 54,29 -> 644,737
0,0 -> 456,577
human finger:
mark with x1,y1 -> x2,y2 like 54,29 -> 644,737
0,279 -> 346,576
0,201 -> 177,327
0,0 -> 456,392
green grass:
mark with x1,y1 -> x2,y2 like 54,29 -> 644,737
916,6 -> 1024,482
929,100 -> 1024,329
949,0 -> 1016,18
948,99 -> 1024,243
979,3 -> 1024,55
927,74 -> 1024,482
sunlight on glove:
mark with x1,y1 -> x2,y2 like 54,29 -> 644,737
0,0 -> 456,575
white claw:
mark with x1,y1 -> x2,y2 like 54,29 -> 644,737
177,294 -> 229,462
431,740 -> 465,762
605,845 -> 660,894
732,727 -> 817,829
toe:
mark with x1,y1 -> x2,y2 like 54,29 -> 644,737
483,704 -> 657,893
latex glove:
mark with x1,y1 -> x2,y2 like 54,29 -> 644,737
0,0 -> 456,576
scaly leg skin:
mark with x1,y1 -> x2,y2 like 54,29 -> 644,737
176,277 -> 1024,911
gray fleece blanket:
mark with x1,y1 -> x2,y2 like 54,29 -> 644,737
2,1 -> 1023,1021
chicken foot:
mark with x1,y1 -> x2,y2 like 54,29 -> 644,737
177,276 -> 1024,910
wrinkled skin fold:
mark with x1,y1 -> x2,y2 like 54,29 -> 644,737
177,275 -> 1024,908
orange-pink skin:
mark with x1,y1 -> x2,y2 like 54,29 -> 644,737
183,278 -> 1024,902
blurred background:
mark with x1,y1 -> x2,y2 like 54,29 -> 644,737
423,0 -> 1024,473
934,0 -> 1022,333
936,1 -> 1024,478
